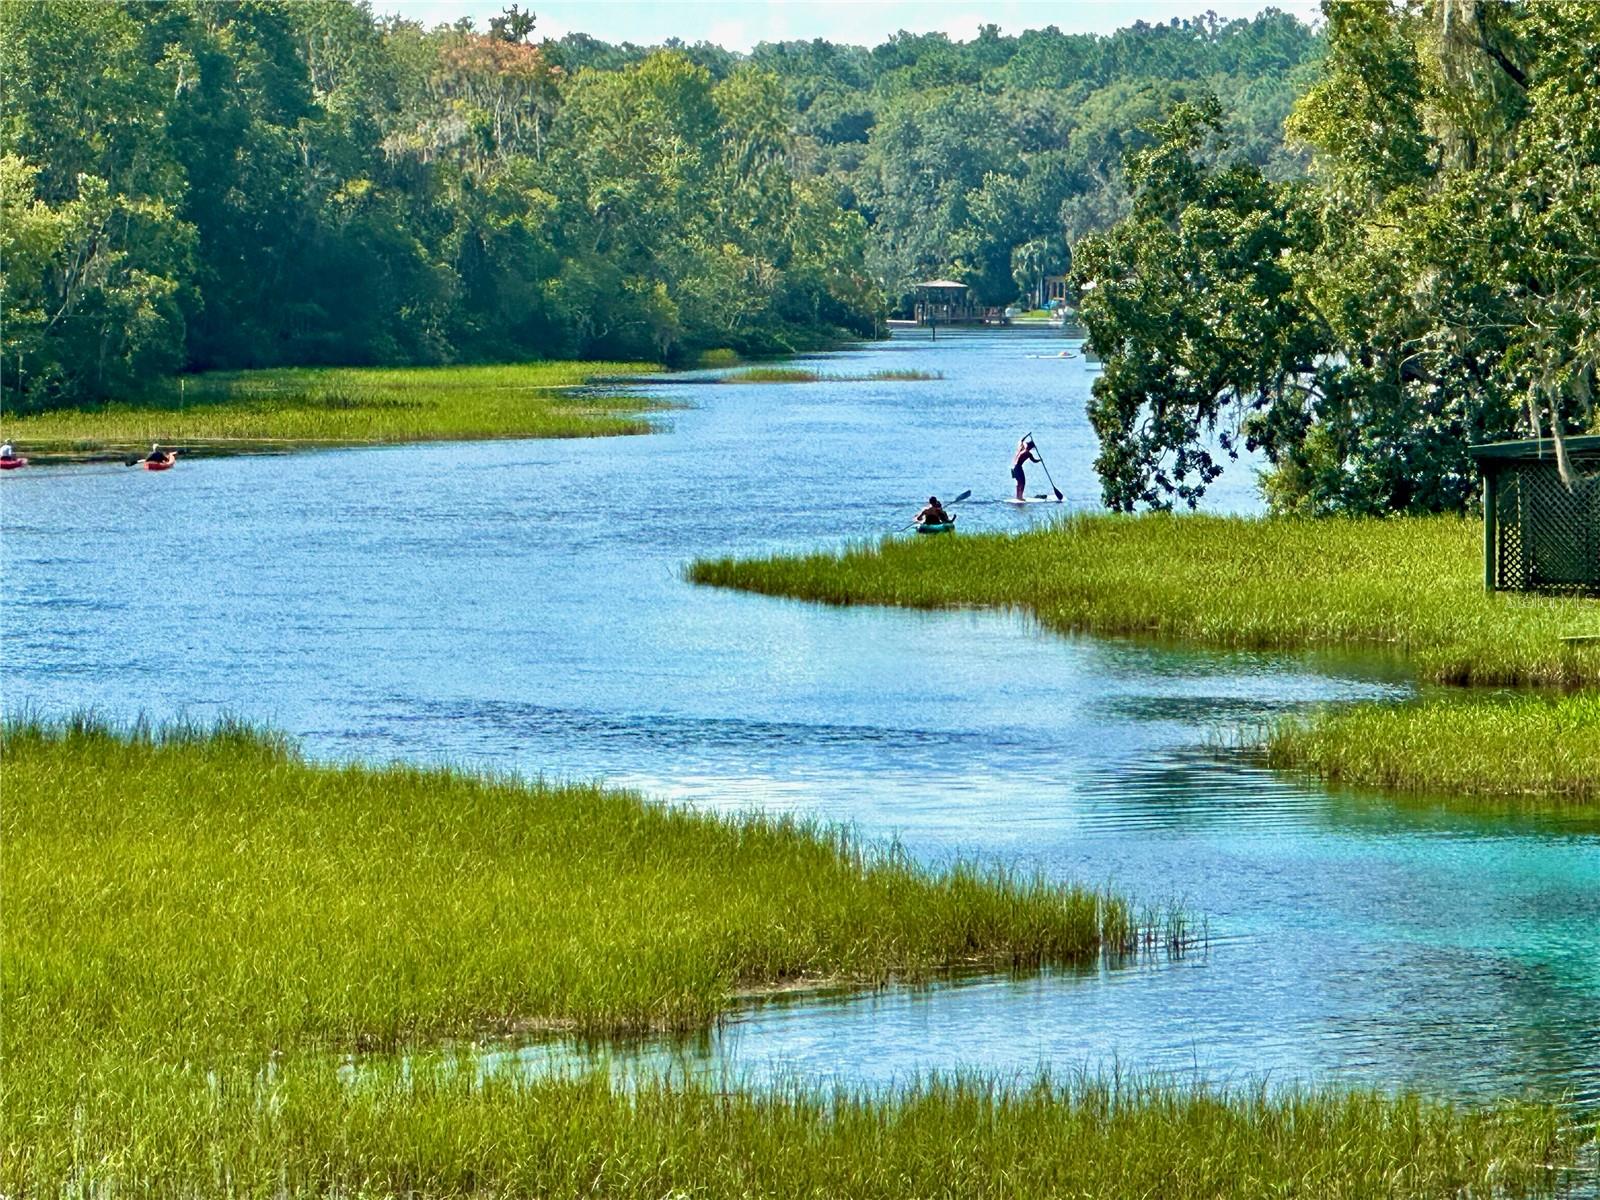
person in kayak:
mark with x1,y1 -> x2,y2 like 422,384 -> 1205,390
0,443 -> 15,461
915,496 -> 954,528
145,443 -> 175,465
1011,436 -> 1041,500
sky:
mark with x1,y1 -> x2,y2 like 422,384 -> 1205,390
380,0 -> 1322,50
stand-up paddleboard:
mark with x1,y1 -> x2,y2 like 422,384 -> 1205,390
1004,495 -> 1064,505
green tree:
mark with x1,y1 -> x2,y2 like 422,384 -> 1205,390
1,157 -> 191,406
1078,0 -> 1598,515
1074,100 -> 1323,510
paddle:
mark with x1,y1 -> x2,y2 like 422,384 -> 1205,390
1023,432 -> 1064,502
901,489 -> 971,531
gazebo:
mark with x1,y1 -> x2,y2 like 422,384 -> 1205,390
912,279 -> 979,326
1470,435 -> 1600,593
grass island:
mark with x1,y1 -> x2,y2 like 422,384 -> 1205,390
0,361 -> 664,463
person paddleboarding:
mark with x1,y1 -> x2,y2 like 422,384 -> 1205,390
1011,436 -> 1041,500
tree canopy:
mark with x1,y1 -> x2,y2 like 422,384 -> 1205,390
1076,0 -> 1600,514
0,2 -> 883,406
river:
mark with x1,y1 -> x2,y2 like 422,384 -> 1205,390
4,329 -> 1595,1105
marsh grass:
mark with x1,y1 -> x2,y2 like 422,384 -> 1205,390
723,366 -> 942,383
0,718 -> 1207,1194
2,718 -> 1143,1053
690,513 -> 1600,688
1266,689 -> 1600,800
0,361 -> 662,452
12,1065 -> 1588,1199
4,721 -> 1592,1194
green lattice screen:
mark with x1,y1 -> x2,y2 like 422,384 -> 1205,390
1493,460 -> 1600,592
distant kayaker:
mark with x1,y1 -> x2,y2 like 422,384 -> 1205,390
1011,436 -> 1041,500
0,443 -> 14,460
145,443 -> 173,465
916,496 -> 954,528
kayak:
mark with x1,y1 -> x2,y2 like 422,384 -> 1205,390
915,521 -> 956,534
0,457 -> 27,470
143,456 -> 177,471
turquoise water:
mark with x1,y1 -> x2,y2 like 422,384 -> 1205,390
4,329 -> 1595,1104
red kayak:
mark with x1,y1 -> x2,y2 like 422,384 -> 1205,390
0,456 -> 27,470
143,455 -> 177,471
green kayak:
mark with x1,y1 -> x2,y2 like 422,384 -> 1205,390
915,521 -> 956,534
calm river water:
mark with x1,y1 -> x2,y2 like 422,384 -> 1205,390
4,330 -> 1596,1104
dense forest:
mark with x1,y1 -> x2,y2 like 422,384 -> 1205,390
545,13 -> 1319,304
0,0 -> 1319,408
1077,2 -> 1600,514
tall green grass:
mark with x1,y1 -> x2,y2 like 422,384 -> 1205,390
0,718 -> 1181,1195
5,722 -> 1592,1194
690,514 -> 1600,688
1,718 -> 1137,1057
0,361 -> 662,452
1267,689 -> 1600,800
11,1064 -> 1588,1199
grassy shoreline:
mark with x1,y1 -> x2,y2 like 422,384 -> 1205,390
689,513 -> 1600,689
0,361 -> 663,457
3,719 -> 1142,1050
1267,689 -> 1600,801
14,1066 -> 1589,1199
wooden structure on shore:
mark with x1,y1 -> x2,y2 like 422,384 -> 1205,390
1471,435 -> 1600,593
912,280 -> 1008,327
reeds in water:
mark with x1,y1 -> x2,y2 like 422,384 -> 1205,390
2,715 -> 1138,1051
0,717 -> 1210,1194
4,720 -> 1591,1194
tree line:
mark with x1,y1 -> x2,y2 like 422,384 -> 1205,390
545,11 -> 1320,307
1,1 -> 1319,410
1,1 -> 880,406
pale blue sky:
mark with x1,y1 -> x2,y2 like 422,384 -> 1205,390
382,0 -> 1321,50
